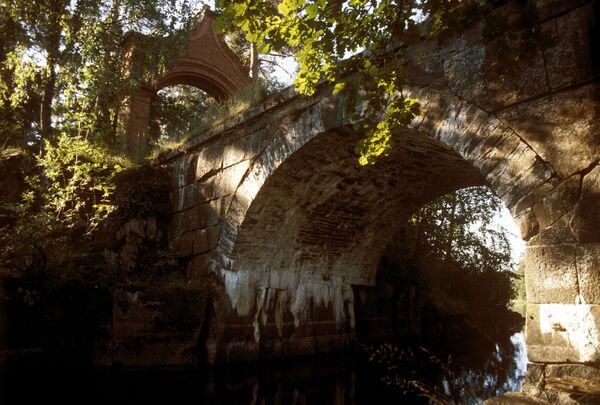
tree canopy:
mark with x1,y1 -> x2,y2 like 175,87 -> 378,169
0,0 -> 196,150
380,185 -> 516,320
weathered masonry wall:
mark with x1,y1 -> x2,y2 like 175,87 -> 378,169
113,1 -> 599,401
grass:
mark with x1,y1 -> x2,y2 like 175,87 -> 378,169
149,81 -> 272,161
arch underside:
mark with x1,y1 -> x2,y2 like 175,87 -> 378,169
231,127 -> 486,287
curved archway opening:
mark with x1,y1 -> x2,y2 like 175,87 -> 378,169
230,127 -> 487,286
217,124 -> 529,399
217,122 -> 531,358
148,84 -> 221,146
354,184 -> 528,401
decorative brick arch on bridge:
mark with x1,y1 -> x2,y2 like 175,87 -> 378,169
110,1 -> 599,399
119,8 -> 251,155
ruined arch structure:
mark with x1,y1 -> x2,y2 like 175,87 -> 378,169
119,8 -> 251,155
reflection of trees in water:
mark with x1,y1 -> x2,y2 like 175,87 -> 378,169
366,320 -> 526,404
439,330 -> 527,403
361,185 -> 526,403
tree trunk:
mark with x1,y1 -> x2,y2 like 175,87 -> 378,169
40,3 -> 63,145
445,193 -> 458,261
250,42 -> 259,82
40,61 -> 57,144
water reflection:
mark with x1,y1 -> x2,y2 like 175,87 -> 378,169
364,327 -> 527,404
2,331 -> 527,405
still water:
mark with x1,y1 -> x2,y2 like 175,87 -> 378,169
2,331 -> 526,404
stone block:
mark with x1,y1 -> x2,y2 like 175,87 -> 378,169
545,363 -> 600,383
195,143 -> 223,181
169,189 -> 181,212
504,154 -> 554,204
441,35 -> 487,100
184,153 -> 198,184
458,116 -> 504,163
181,183 -> 197,210
542,3 -> 595,90
180,207 -> 199,233
473,127 -> 520,178
193,225 -> 220,255
213,160 -> 250,197
441,23 -> 549,112
497,82 -> 600,178
576,243 -> 600,304
169,231 -> 194,257
532,176 -> 580,231
197,199 -> 221,228
509,177 -> 558,217
514,208 -> 540,241
524,245 -> 578,304
544,364 -> 600,403
418,90 -> 453,136
525,303 -> 600,363
488,144 -> 542,200
405,38 -> 443,70
520,363 -> 546,399
433,100 -> 483,149
570,166 -> 600,243
528,211 -> 577,246
187,252 -> 214,280
206,225 -> 220,250
193,229 -> 209,255
222,141 -> 248,168
168,211 -> 183,237
194,178 -> 217,203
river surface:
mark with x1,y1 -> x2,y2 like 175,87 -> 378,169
2,330 -> 527,404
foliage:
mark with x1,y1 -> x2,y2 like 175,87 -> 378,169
364,186 -> 524,403
37,134 -> 129,230
216,0 -> 543,165
224,26 -> 295,89
149,80 -> 276,159
411,186 -> 514,275
0,134 -> 129,277
0,0 -> 196,150
382,186 -> 517,318
149,85 -> 215,141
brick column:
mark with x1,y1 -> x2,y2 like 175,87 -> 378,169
124,86 -> 155,157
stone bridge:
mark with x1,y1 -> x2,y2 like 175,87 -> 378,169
110,1 -> 599,400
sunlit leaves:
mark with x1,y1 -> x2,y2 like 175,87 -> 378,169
1,0 -> 196,148
217,0 -> 543,165
216,0 -> 423,163
355,96 -> 420,165
412,186 -> 514,275
35,133 -> 129,232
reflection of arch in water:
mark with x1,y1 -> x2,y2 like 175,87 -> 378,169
121,9 -> 251,155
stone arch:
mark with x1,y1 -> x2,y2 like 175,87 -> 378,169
209,87 -> 563,360
219,87 -> 553,268
121,8 -> 251,155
